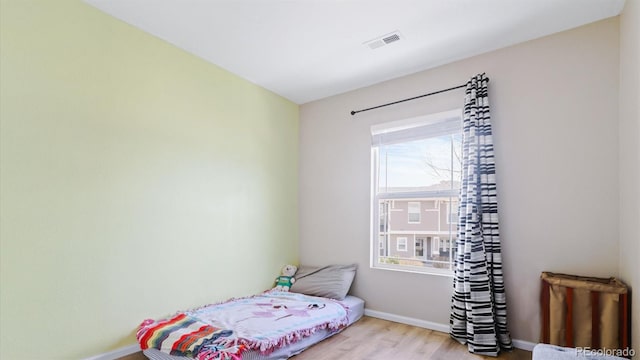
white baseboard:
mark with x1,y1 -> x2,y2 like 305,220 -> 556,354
83,344 -> 139,360
364,308 -> 450,333
364,308 -> 537,352
512,339 -> 537,351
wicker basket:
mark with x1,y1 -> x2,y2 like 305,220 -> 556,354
540,272 -> 630,351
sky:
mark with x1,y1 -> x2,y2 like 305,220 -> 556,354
378,133 -> 462,190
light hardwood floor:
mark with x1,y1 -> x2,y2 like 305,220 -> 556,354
291,316 -> 532,360
120,316 -> 532,360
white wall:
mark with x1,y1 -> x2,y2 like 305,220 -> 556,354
299,17 -> 620,344
618,0 -> 640,354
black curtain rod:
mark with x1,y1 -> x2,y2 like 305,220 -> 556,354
350,77 -> 488,116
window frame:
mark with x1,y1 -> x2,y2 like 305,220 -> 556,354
370,109 -> 461,277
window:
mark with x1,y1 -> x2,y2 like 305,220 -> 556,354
397,237 -> 407,251
379,202 -> 388,232
408,202 -> 421,223
371,109 -> 462,275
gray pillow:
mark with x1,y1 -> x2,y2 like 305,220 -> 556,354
290,264 -> 357,300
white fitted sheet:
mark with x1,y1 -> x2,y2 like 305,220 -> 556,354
143,295 -> 365,360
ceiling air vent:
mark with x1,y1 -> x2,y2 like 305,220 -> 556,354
382,33 -> 400,44
364,31 -> 402,50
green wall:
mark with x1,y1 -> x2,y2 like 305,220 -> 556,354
0,1 -> 299,358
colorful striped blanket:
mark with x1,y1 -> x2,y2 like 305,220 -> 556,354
137,313 -> 245,360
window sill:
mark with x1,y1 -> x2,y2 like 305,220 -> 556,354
371,263 -> 454,277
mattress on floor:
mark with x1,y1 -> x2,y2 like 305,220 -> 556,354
143,295 -> 365,360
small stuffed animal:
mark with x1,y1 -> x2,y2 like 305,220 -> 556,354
274,264 -> 298,291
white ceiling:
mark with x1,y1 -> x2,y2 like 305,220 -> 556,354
85,0 -> 625,104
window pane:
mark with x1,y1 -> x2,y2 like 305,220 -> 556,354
372,111 -> 461,275
372,114 -> 462,272
377,197 -> 458,270
378,134 -> 461,193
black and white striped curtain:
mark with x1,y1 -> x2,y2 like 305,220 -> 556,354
450,74 -> 512,356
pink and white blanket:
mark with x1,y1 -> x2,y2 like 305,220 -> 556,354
186,291 -> 349,355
